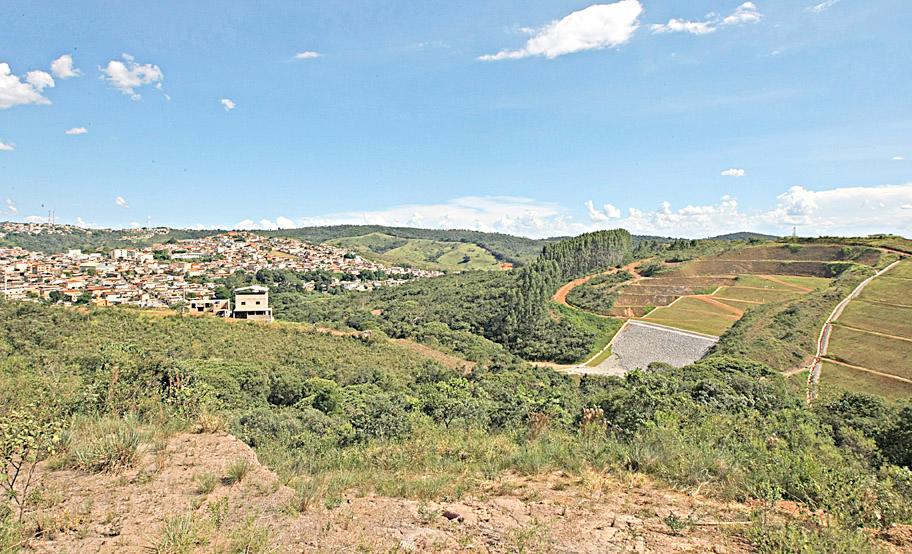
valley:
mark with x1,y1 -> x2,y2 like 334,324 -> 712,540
2,225 -> 911,553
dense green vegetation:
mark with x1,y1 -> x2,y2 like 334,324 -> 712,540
2,299 -> 910,552
0,227 -> 219,253
565,271 -> 632,315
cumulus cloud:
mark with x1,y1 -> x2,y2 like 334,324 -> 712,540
0,140 -> 14,151
722,2 -> 762,25
651,2 -> 761,35
99,54 -> 164,100
808,0 -> 840,14
4,198 -> 17,215
0,62 -> 54,109
586,200 -> 622,221
234,216 -> 297,231
650,19 -> 716,35
50,54 -> 81,79
24,215 -> 45,223
294,51 -> 322,60
479,0 -> 643,61
721,168 -> 746,177
220,98 -> 236,111
115,196 -> 129,209
228,182 -> 912,240
588,183 -> 912,238
65,127 -> 87,135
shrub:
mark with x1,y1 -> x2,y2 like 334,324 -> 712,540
66,417 -> 141,473
152,513 -> 200,554
226,516 -> 270,553
0,405 -> 62,521
224,458 -> 251,485
194,471 -> 218,495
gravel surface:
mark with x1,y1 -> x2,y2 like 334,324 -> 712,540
573,321 -> 717,375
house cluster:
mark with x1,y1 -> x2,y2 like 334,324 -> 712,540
0,230 -> 442,310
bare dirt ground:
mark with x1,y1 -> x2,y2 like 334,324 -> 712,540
24,432 -> 758,553
552,259 -> 649,310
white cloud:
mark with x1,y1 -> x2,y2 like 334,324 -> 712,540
4,198 -> 17,215
115,196 -> 129,209
234,216 -> 297,231
893,156 -> 905,161
65,127 -> 87,135
0,140 -> 14,151
808,0 -> 840,14
50,54 -> 81,79
238,197 -> 586,238
99,54 -> 164,100
588,183 -> 912,238
25,215 -> 45,223
722,2 -> 762,25
650,18 -> 716,35
220,98 -> 236,111
26,70 -> 54,91
0,62 -> 54,109
651,2 -> 761,35
228,181 -> 912,240
721,168 -> 746,177
479,0 -> 643,61
294,51 -> 322,60
586,200 -> 622,221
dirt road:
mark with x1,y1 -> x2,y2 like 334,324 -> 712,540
552,258 -> 650,308
805,258 -> 903,403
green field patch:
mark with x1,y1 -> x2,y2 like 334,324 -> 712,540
768,275 -> 832,290
820,361 -> 912,402
855,275 -> 912,306
838,300 -> 912,340
713,297 -> 758,311
642,297 -> 738,336
887,259 -> 912,279
714,285 -> 799,304
329,233 -> 500,271
828,326 -> 912,381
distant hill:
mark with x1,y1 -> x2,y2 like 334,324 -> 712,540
708,232 -> 779,241
261,225 -> 559,268
0,223 -> 220,253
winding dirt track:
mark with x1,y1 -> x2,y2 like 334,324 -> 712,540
552,258 -> 650,308
805,258 -> 903,403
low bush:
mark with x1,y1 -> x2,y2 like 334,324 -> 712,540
65,417 -> 142,473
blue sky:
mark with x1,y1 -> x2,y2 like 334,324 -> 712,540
1,0 -> 910,238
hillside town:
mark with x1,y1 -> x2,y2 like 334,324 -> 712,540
0,227 -> 442,309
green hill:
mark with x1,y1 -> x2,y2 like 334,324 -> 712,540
0,224 -> 220,253
326,232 -> 501,271
260,225 -> 556,266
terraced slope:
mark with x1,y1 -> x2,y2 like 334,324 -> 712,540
641,275 -> 830,336
609,245 -> 881,336
821,258 -> 912,400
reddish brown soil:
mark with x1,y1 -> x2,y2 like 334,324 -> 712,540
23,433 -> 756,553
552,259 -> 649,308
